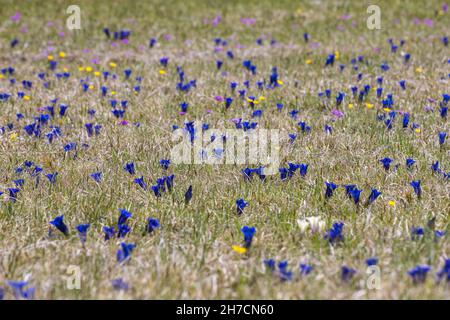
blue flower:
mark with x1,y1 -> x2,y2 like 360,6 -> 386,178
124,69 -> 132,79
277,261 -> 293,281
325,54 -> 335,66
438,132 -> 447,145
399,80 -> 406,90
64,142 -> 76,152
159,159 -> 171,170
279,168 -> 288,180
236,198 -> 248,215
406,158 -> 416,169
299,164 -> 308,177
324,222 -> 344,243
103,226 -> 116,241
241,226 -> 256,248
165,174 -> 174,191
410,180 -> 422,198
402,113 -> 410,128
124,162 -> 135,175
299,263 -> 313,276
116,242 -> 135,263
367,188 -> 382,205
366,258 -> 378,266
146,218 -> 160,233
408,265 -> 430,284
341,266 -> 356,281
431,161 -> 440,173
185,185 -> 193,204
380,157 -> 393,171
118,209 -> 132,226
50,215 -> 69,235
45,172 -> 58,183
179,102 -> 189,113
112,278 -> 129,291
160,57 -> 169,67
76,224 -> 90,243
13,179 -> 25,188
350,187 -> 362,204
411,227 -> 424,239
133,176 -> 147,190
118,223 -> 131,238
151,184 -> 161,197
7,281 -> 35,300
344,184 -> 356,197
325,182 -> 337,199
437,259 -> 450,283
90,172 -> 102,183
440,106 -> 448,118
264,259 -> 276,271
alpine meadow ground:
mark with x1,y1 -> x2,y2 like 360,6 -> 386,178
0,0 -> 449,299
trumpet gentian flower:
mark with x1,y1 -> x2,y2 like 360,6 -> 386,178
76,224 -> 90,243
116,242 -> 135,263
241,226 -> 256,248
236,198 -> 248,215
410,180 -> 422,198
50,215 -> 68,235
146,218 -> 160,233
408,265 -> 430,284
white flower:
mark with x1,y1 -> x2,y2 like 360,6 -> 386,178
306,216 -> 326,233
297,219 -> 310,233
297,216 -> 326,234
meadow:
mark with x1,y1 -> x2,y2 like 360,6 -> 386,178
0,0 -> 449,299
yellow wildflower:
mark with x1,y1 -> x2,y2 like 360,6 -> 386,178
9,132 -> 18,142
365,103 -> 374,109
59,51 -> 66,58
159,69 -> 166,75
232,245 -> 247,254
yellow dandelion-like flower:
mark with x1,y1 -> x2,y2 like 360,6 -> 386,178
109,62 -> 117,68
415,67 -> 423,73
0,74 -> 4,79
305,59 -> 313,64
63,67 -> 68,72
334,50 -> 340,60
9,132 -> 18,142
383,108 -> 391,112
23,95 -> 30,101
94,71 -> 101,77
85,66 -> 92,72
232,245 -> 247,254
388,200 -> 396,207
246,98 -> 254,103
348,103 -> 354,109
415,128 -> 421,133
47,55 -> 54,61
159,69 -> 166,75
365,103 -> 374,109
259,96 -> 266,101
277,80 -> 283,85
111,91 -> 117,95
88,85 -> 94,90
59,51 -> 66,58
78,66 -> 85,72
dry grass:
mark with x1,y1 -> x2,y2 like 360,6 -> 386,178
0,0 -> 449,299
